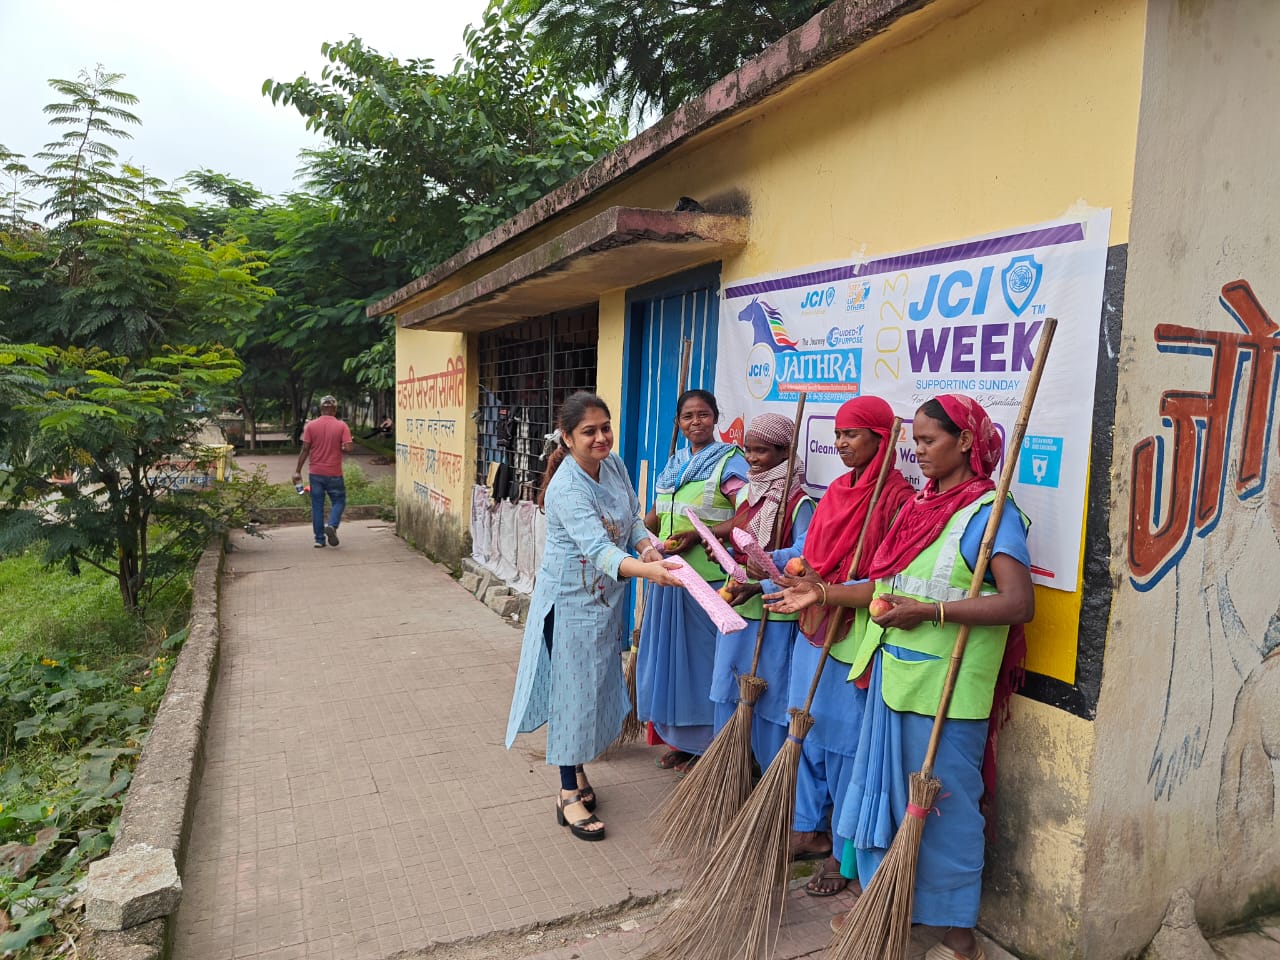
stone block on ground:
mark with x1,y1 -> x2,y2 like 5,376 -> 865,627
486,592 -> 522,619
483,584 -> 511,606
458,572 -> 481,594
474,571 -> 494,598
85,844 -> 181,931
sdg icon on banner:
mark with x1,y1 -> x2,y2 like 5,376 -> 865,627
1019,435 -> 1063,487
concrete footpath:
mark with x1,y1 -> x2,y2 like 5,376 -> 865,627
170,520 -> 1012,960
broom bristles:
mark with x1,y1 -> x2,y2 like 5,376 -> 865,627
825,772 -> 941,960
651,674 -> 764,864
619,637 -> 644,744
641,709 -> 814,960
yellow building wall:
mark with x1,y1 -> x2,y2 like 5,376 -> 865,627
393,327 -> 474,560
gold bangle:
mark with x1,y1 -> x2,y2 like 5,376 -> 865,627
938,602 -> 946,628
818,582 -> 828,606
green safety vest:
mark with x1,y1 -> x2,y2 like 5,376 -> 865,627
735,495 -> 812,623
654,450 -> 738,582
845,491 -> 1025,720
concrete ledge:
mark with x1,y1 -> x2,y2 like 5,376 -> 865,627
83,540 -> 224,957
85,844 -> 181,931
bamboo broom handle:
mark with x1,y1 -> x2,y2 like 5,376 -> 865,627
660,339 -> 694,541
799,416 -> 903,711
918,317 -> 1058,780
668,338 -> 694,458
748,392 -> 807,675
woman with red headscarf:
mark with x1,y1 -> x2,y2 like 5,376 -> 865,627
769,395 -> 1033,960
785,396 -> 913,896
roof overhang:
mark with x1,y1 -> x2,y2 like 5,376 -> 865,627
396,207 -> 748,332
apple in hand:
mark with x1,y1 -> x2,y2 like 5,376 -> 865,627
868,595 -> 895,619
718,586 -> 735,602
665,537 -> 681,552
785,557 -> 805,576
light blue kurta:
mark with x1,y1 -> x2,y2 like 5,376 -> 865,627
505,453 -> 648,766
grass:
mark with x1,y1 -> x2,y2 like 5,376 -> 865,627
0,545 -> 192,955
0,549 -> 191,663
254,461 -> 396,509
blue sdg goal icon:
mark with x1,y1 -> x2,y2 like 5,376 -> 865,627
1019,435 -> 1063,488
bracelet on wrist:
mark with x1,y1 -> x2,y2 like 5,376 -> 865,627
817,582 -> 828,606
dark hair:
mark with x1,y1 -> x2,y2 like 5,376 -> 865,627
917,398 -> 962,437
538,392 -> 612,508
676,388 -> 719,419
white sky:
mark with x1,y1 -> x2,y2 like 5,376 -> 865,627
0,0 -> 491,199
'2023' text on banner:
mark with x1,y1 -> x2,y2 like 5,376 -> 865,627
716,211 -> 1112,593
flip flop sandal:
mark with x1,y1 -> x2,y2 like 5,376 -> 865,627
656,750 -> 692,770
556,793 -> 606,842
673,755 -> 699,778
805,865 -> 849,897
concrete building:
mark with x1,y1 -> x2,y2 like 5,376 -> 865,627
369,0 -> 1280,955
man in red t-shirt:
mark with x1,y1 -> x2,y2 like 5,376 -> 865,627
293,395 -> 353,548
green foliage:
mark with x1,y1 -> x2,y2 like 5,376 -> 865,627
263,5 -> 628,270
257,461 -> 393,509
0,71 -> 272,357
0,344 -> 243,611
503,0 -> 834,118
0,643 -> 180,955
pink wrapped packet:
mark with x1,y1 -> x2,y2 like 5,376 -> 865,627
683,508 -> 748,583
731,528 -> 783,581
645,533 -> 748,632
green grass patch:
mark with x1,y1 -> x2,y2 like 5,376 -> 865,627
256,461 -> 396,509
0,546 -> 191,955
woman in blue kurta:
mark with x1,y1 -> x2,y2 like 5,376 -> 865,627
769,395 -> 1033,960
637,389 -> 748,772
710,413 -> 813,771
506,392 -> 684,842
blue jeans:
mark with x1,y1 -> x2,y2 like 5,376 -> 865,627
309,473 -> 346,544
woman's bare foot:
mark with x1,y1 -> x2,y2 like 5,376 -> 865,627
789,829 -> 833,861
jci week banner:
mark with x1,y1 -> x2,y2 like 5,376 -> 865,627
717,211 -> 1111,592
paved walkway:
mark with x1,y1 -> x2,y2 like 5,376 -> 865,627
171,522 -> 1011,960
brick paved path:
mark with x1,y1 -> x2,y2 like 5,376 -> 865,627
171,522 -> 1010,960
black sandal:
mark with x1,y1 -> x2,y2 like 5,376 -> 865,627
556,792 -> 606,841
575,767 -> 598,812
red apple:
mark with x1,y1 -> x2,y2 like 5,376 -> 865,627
868,596 -> 895,619
664,538 -> 681,552
785,557 -> 805,576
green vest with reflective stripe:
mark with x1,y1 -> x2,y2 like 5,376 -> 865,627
845,491 -> 1021,720
735,495 -> 812,623
655,450 -> 738,582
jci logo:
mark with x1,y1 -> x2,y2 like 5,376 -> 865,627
801,286 -> 837,311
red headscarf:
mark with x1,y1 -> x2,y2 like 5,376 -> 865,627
863,394 -> 1001,582
798,396 -> 913,643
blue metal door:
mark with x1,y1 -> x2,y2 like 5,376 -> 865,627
620,264 -> 724,508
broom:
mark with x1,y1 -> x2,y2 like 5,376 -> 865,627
826,318 -> 1058,960
641,413 -> 901,960
652,392 -> 807,863
619,338 -> 693,745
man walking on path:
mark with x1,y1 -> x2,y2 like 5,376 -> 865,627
293,395 -> 353,548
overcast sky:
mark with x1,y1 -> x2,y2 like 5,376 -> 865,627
1,0 -> 491,200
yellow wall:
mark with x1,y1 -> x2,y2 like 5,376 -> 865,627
393,327 -> 473,558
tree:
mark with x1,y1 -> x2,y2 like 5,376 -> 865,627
0,72 -> 273,357
502,0 -> 833,119
0,344 -> 244,611
263,5 -> 628,271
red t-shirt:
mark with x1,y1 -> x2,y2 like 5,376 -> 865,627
302,415 -> 352,477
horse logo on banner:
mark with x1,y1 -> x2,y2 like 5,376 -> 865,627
737,297 -> 799,353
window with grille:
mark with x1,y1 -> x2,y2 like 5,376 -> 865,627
475,308 -> 598,501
